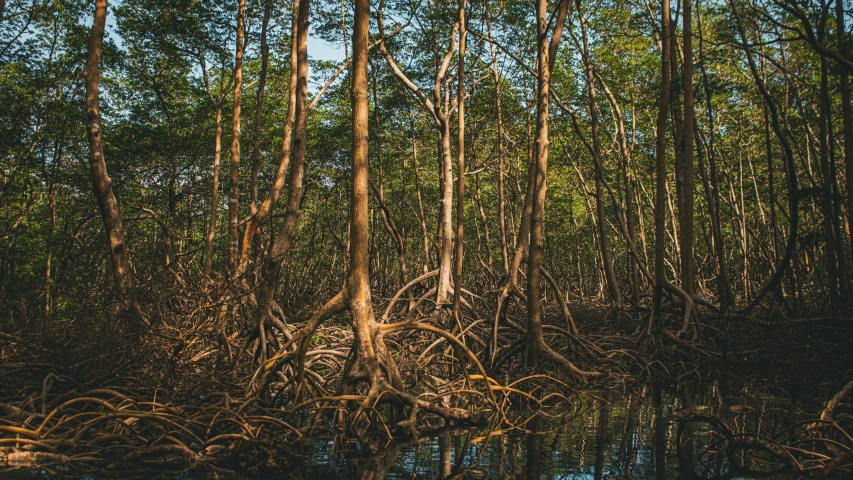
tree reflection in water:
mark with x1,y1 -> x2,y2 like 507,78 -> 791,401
276,382 -> 815,479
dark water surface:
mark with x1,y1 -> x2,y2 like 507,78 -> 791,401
277,382 -> 793,479
1,381 -> 808,479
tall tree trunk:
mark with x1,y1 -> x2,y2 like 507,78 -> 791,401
527,0 -> 550,365
248,0 -> 272,270
651,0 -> 672,329
839,0 -> 853,269
731,0 -> 800,313
526,0 -> 595,378
697,8 -> 733,310
679,0 -> 697,336
452,0 -> 466,317
343,0 -> 405,403
85,0 -> 135,312
436,119 -> 455,307
227,0 -> 248,271
819,51 -> 840,311
488,27 -> 510,276
205,104 -> 224,280
577,3 -> 623,309
238,0 -> 300,274
681,0 -> 695,300
257,0 -> 309,317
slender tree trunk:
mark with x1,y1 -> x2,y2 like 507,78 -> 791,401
819,52 -> 840,311
257,0 -> 309,317
527,0 -> 552,366
436,119 -> 455,307
238,0 -> 300,273
732,0 -> 800,313
248,0 -> 272,268
681,0 -> 696,307
578,5 -> 623,309
410,113 -> 431,274
525,0 -> 594,379
488,29 -> 510,276
839,0 -> 853,268
595,72 -> 640,301
697,5 -> 733,310
651,0 -> 672,329
227,0 -> 248,271
85,0 -> 135,311
452,0 -> 466,316
205,104 -> 224,280
44,184 -> 56,322
765,106 -> 780,263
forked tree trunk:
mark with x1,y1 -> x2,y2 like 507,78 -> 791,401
492,0 -> 568,362
257,0 -> 309,317
85,0 -> 136,312
526,0 -> 596,378
377,15 -> 459,309
238,0 -> 300,275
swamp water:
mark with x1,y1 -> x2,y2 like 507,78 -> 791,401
0,380 -> 814,479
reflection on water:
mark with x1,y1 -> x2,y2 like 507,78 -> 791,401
0,382 -> 804,479
276,382 -> 799,479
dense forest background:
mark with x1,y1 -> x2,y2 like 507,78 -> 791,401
1,0 -> 851,323
1,0 -> 853,475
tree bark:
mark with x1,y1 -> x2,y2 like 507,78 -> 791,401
452,0 -> 466,317
344,0 -> 405,402
205,105 -> 224,280
819,50 -> 840,311
488,25 -> 510,276
651,0 -> 672,329
679,0 -> 697,336
238,0 -> 300,275
227,0 -> 248,270
256,0 -> 309,318
839,0 -> 853,268
577,2 -> 623,309
85,0 -> 136,311
248,0 -> 272,269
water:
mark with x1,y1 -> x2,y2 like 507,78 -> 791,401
258,382 -> 797,479
0,381 -> 808,479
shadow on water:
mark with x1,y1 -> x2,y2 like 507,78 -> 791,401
0,380 -> 820,479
